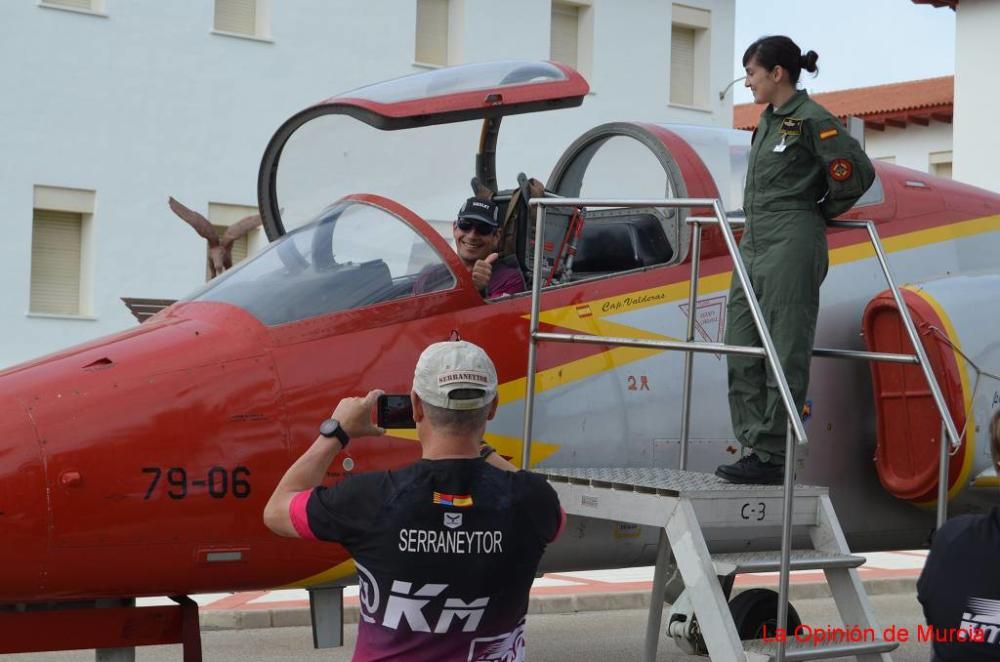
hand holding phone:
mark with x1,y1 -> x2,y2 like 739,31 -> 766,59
329,389 -> 386,438
377,394 -> 416,429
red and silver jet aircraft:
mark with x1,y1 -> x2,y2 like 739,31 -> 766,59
2,60 -> 999,657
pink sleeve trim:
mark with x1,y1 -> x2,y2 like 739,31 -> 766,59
289,490 -> 318,541
551,507 -> 567,543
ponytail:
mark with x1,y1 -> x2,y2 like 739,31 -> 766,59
743,36 -> 819,84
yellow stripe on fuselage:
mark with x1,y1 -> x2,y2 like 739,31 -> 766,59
904,286 -> 977,507
535,214 -> 1000,342
829,214 -> 1000,266
535,273 -> 732,335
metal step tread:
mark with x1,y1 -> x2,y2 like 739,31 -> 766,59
537,467 -> 827,499
713,549 -> 864,574
744,636 -> 897,661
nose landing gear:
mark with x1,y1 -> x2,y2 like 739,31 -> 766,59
729,588 -> 802,640
666,587 -> 803,654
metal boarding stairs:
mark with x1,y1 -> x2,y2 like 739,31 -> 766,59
519,197 -> 962,662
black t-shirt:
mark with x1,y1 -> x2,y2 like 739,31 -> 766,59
917,506 -> 1000,660
303,458 -> 563,661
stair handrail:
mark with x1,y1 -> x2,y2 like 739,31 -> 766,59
521,197 -> 807,662
688,216 -> 962,531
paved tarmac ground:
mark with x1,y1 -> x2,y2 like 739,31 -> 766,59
0,592 -> 937,661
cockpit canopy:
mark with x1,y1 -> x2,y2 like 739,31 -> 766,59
259,60 -> 588,240
188,197 -> 456,326
183,60 -> 888,330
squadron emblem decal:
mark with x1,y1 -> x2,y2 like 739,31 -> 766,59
829,159 -> 853,182
678,295 -> 728,359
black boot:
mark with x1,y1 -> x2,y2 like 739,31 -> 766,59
715,454 -> 784,485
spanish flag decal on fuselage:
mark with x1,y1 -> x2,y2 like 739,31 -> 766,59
433,491 -> 474,507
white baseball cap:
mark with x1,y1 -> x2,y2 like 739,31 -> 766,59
413,341 -> 498,410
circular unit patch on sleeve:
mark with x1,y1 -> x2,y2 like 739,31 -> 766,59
829,159 -> 853,182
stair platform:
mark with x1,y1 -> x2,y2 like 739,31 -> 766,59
539,467 -> 826,529
536,468 -> 894,661
712,550 -> 865,575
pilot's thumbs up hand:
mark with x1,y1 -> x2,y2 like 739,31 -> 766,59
472,253 -> 499,292
331,389 -> 385,439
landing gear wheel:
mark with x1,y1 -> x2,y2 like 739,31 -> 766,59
728,588 -> 802,640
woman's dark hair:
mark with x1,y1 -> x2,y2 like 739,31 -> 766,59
742,36 -> 818,84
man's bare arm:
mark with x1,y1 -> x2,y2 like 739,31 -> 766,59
263,390 -> 384,538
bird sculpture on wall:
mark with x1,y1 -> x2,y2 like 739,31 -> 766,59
167,197 -> 262,279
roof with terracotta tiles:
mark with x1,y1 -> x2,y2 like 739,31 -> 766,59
732,76 -> 953,132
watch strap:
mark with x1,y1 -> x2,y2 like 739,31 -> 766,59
320,418 -> 350,447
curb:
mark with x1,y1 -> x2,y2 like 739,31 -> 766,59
199,576 -> 918,631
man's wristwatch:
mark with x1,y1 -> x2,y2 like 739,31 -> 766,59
319,418 -> 350,448
479,443 -> 496,459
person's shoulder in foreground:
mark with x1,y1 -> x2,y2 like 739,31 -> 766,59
917,410 -> 1000,661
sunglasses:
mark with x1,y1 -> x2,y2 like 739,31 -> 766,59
455,219 -> 497,236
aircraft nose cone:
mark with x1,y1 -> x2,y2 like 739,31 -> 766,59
0,394 -> 47,600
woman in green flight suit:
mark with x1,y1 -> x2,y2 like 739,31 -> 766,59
716,36 -> 875,485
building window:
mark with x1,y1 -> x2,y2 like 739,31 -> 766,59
207,202 -> 260,280
39,0 -> 104,14
550,1 -> 593,77
670,4 -> 711,108
30,186 -> 95,316
214,0 -> 269,39
929,150 -> 952,179
415,0 -> 449,66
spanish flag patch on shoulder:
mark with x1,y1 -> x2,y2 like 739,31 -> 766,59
819,128 -> 839,140
434,491 -> 474,507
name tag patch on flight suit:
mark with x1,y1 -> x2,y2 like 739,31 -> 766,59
829,159 -> 853,182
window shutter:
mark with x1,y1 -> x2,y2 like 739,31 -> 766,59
42,0 -> 94,10
932,162 -> 952,179
670,25 -> 695,106
415,0 -> 448,66
551,4 -> 579,68
215,0 -> 256,36
930,151 -> 953,179
30,210 -> 82,315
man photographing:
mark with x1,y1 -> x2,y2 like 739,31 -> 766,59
264,341 -> 563,661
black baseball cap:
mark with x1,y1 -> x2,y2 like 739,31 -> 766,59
457,197 -> 500,228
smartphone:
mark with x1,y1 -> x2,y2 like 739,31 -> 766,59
377,394 -> 416,429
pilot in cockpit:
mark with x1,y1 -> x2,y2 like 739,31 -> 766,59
453,197 -> 526,298
415,197 -> 526,299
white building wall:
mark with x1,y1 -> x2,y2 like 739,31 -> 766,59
0,1 -> 734,369
952,0 -> 1000,191
864,122 -> 953,174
